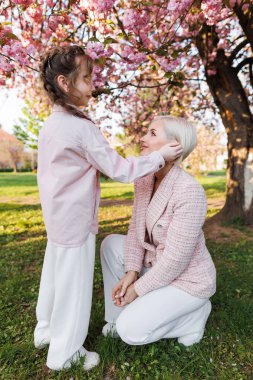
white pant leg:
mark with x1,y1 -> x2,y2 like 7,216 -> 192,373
44,233 -> 95,370
34,240 -> 56,345
100,233 -> 211,346
100,234 -> 127,323
116,285 -> 210,345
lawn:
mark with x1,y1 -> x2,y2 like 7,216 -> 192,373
0,173 -> 252,380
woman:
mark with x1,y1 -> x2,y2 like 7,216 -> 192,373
100,115 -> 216,347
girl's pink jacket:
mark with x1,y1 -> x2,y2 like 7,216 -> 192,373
124,164 -> 216,299
37,105 -> 164,247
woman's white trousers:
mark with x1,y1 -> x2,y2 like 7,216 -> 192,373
34,233 -> 95,370
101,234 -> 211,345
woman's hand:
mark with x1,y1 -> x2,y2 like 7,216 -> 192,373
112,271 -> 138,306
117,284 -> 138,307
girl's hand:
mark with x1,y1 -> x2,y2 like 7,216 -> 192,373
159,142 -> 183,162
112,271 -> 138,306
117,284 -> 138,307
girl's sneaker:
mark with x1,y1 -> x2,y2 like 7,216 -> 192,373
63,347 -> 100,371
34,331 -> 50,349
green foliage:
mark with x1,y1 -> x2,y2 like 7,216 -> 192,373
0,173 -> 252,379
13,100 -> 48,150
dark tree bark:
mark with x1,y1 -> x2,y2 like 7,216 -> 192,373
234,3 -> 253,51
196,24 -> 253,224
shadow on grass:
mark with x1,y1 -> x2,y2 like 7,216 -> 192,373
0,203 -> 41,212
102,191 -> 134,200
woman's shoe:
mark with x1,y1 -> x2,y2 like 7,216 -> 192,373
102,322 -> 119,338
177,329 -> 205,346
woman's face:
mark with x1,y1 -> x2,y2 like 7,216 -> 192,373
140,120 -> 174,155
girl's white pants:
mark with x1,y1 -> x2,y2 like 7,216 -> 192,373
34,233 -> 95,370
101,234 -> 211,345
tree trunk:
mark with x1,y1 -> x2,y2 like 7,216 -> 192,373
196,25 -> 253,224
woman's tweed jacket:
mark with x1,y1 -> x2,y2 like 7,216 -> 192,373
124,164 -> 216,298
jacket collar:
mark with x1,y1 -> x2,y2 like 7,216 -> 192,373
52,103 -> 83,113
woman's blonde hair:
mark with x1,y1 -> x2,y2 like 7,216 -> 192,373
152,115 -> 197,162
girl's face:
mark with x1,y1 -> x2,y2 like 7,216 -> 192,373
68,56 -> 94,107
140,120 -> 175,155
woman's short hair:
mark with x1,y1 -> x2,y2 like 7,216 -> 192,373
153,115 -> 197,162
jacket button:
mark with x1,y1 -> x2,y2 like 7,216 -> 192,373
159,164 -> 163,169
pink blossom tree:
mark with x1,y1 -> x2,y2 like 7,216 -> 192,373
0,0 -> 252,223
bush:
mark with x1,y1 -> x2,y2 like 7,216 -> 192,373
17,168 -> 33,172
0,168 -> 14,172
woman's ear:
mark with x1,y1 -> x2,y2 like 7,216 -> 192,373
56,75 -> 69,93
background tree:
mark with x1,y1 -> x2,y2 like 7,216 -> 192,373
8,143 -> 23,172
13,98 -> 49,150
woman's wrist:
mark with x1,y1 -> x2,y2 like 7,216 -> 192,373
126,270 -> 138,279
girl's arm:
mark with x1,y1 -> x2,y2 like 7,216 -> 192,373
124,181 -> 145,273
133,183 -> 207,297
82,124 -> 181,183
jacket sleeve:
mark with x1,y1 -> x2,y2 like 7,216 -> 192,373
82,123 -> 164,183
124,181 -> 145,273
134,183 -> 207,297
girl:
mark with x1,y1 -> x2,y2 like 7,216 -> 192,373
34,45 -> 182,372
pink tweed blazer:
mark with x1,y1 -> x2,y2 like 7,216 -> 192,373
124,164 -> 216,299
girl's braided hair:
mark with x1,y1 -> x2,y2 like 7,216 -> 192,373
40,45 -> 93,121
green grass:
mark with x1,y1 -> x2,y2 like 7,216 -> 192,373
0,172 -> 252,380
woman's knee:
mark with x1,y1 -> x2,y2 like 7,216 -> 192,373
116,313 -> 148,345
100,234 -> 125,262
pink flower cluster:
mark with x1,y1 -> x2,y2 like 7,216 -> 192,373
1,42 -> 29,67
86,42 -> 113,60
25,5 -> 43,24
92,65 -> 106,88
156,57 -> 181,72
121,45 -> 146,65
201,0 -> 230,25
11,0 -> 33,6
48,14 -> 73,32
168,0 -> 193,14
80,0 -> 115,13
123,9 -> 150,32
0,55 -> 13,73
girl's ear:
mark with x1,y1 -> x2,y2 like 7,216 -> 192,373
56,75 -> 70,93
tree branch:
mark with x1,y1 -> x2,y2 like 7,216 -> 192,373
92,80 -> 183,98
228,39 -> 249,64
0,53 -> 39,72
250,61 -> 253,88
236,57 -> 253,73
